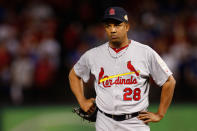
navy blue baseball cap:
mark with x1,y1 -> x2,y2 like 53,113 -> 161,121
103,7 -> 128,22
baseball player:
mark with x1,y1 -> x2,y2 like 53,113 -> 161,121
69,7 -> 176,131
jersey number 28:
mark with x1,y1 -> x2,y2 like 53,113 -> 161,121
123,88 -> 141,101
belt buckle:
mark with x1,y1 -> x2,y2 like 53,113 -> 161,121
125,114 -> 132,120
112,115 -> 117,120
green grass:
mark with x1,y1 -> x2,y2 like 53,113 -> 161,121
149,104 -> 197,131
1,106 -> 95,131
1,104 -> 197,131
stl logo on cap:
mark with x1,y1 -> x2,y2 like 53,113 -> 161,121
109,8 -> 115,15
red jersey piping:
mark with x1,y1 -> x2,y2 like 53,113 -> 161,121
110,40 -> 131,53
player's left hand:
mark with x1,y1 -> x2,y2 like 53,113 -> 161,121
137,111 -> 163,124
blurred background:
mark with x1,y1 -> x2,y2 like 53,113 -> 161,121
0,0 -> 196,131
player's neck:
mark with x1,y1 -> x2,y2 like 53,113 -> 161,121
109,39 -> 129,49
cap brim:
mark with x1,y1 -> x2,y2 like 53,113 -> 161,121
102,16 -> 125,23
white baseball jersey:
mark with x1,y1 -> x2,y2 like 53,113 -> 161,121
74,40 -> 172,115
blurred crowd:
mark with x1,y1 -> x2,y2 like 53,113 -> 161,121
0,1 -> 60,105
0,0 -> 197,105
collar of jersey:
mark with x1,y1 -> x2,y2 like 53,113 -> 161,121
110,40 -> 131,53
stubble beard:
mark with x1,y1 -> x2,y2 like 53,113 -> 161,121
111,41 -> 121,47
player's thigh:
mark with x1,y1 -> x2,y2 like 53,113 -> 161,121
117,117 -> 150,131
96,111 -> 114,131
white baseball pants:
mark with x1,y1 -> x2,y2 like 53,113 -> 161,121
96,110 -> 150,131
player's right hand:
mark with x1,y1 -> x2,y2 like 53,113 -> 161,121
79,98 -> 96,114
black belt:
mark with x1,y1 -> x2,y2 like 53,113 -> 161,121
98,108 -> 139,121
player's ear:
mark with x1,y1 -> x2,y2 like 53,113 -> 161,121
125,22 -> 130,32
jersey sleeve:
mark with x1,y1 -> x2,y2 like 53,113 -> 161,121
73,51 -> 91,83
147,48 -> 172,87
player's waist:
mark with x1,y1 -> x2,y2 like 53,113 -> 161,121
98,107 -> 139,121
96,97 -> 149,114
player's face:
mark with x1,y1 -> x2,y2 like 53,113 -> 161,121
104,20 -> 129,45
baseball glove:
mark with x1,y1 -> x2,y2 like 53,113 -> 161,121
73,104 -> 98,122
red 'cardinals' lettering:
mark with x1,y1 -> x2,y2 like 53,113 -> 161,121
98,65 -> 138,88
102,76 -> 137,88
